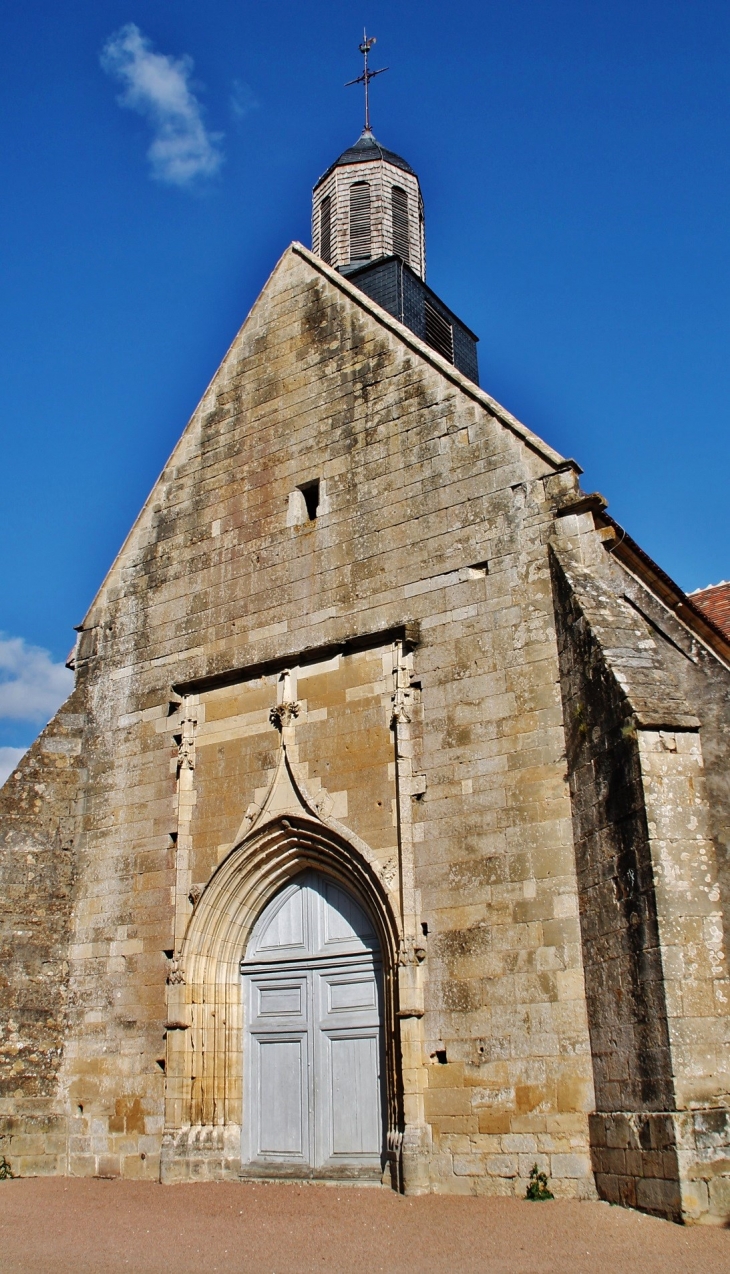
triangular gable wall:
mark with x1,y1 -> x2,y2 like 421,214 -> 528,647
78,243 -> 571,635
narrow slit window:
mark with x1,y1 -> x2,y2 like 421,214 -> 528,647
349,182 -> 371,261
424,301 -> 454,364
391,186 -> 410,264
298,480 -> 320,521
319,195 -> 332,265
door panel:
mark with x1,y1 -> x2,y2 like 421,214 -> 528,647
255,1035 -> 308,1158
327,975 -> 377,1013
318,967 -> 381,1030
320,880 -> 376,951
247,871 -> 376,961
242,872 -> 385,1175
249,973 -> 307,1028
256,887 -> 307,954
327,1033 -> 381,1156
257,982 -> 304,1018
315,967 -> 383,1167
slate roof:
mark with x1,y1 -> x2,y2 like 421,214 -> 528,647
314,130 -> 416,189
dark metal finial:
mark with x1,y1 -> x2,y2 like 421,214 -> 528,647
344,29 -> 388,132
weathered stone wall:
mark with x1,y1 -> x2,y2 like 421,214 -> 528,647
551,550 -> 674,1113
188,648 -> 398,890
551,535 -> 730,1222
0,243 -> 727,1219
38,245 -> 597,1197
0,688 -> 87,1175
413,499 -> 596,1198
636,727 -> 729,1113
615,570 -> 730,969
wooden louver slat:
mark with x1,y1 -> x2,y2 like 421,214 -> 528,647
349,182 -> 372,261
424,300 -> 454,364
391,186 -> 410,265
320,195 -> 332,265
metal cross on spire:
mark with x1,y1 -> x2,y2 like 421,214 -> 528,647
345,31 -> 388,133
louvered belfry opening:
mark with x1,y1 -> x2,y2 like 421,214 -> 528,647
319,195 -> 332,265
309,131 -> 479,380
311,131 -> 426,278
349,182 -> 372,262
424,300 -> 454,364
391,186 -> 410,264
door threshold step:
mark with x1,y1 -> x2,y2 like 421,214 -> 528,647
238,1168 -> 387,1187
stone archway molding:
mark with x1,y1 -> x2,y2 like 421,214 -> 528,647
161,739 -> 405,1185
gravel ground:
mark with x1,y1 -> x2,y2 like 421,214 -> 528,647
0,1178 -> 728,1274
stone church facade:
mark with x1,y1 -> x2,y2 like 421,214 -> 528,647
1,129 -> 729,1225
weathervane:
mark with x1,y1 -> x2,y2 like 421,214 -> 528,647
345,31 -> 388,133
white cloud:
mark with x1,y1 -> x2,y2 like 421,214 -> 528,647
230,78 -> 259,123
0,635 -> 73,723
0,747 -> 26,787
101,23 -> 223,187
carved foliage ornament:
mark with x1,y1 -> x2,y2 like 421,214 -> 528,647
269,702 -> 300,731
399,935 -> 427,967
177,707 -> 197,772
391,650 -> 414,726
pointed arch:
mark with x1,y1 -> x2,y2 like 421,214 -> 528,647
163,812 -> 402,1181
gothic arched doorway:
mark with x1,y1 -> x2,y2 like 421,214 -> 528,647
240,869 -> 386,1180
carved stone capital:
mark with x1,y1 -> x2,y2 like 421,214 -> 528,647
399,935 -> 427,966
269,701 -> 300,731
176,709 -> 197,772
391,697 -> 412,726
166,959 -> 186,986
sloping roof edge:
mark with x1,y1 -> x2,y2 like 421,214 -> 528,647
76,250 -> 296,634
593,509 -> 730,670
290,243 -> 573,474
76,242 -> 575,635
550,541 -> 700,731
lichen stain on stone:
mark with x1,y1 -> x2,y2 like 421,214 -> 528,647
109,1096 -> 145,1135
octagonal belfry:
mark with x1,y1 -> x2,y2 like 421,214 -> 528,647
312,129 -> 425,279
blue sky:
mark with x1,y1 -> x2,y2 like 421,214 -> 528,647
2,0 -> 729,777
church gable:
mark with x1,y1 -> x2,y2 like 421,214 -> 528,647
76,241 -> 567,704
1,107 -> 729,1223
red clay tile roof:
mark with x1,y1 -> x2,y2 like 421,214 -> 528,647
688,581 -> 730,640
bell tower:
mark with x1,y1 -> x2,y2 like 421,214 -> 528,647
310,35 -> 478,386
312,35 -> 425,279
312,129 -> 426,279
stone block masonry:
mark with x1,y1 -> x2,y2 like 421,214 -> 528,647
0,693 -> 88,1177
0,244 -> 728,1221
551,532 -> 730,1224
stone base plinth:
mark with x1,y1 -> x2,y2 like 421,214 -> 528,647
0,1106 -> 68,1178
160,1125 -> 242,1183
590,1110 -> 730,1225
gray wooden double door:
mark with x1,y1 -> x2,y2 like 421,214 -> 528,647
241,871 -> 385,1177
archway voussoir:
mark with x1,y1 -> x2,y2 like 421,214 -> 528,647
169,812 -> 403,1165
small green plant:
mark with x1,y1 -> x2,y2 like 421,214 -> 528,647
0,1156 -> 14,1180
525,1163 -> 553,1201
